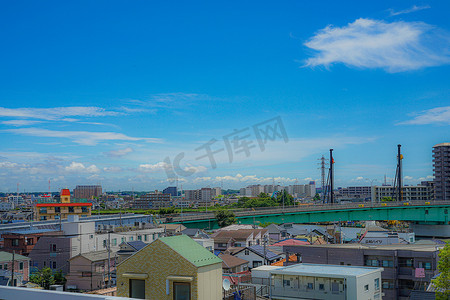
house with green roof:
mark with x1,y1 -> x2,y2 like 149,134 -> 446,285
117,235 -> 222,299
0,251 -> 30,285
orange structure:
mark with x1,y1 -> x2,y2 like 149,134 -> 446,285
35,188 -> 92,221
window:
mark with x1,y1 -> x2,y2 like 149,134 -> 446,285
252,261 -> 262,268
374,278 -> 380,291
12,239 -> 19,246
50,244 -> 57,252
129,236 -> 134,241
129,279 -> 145,299
283,280 -> 290,287
0,264 -> 2,269
307,283 -> 314,290
173,282 -> 190,300
52,261 -> 56,269
82,271 -> 92,277
382,260 -> 393,267
418,262 -> 432,270
19,262 -> 23,270
138,235 -> 142,241
4,264 -> 7,270
331,282 -> 339,294
121,237 -> 126,243
90,234 -> 94,239
144,235 -> 148,241
319,284 -> 325,291
103,240 -> 107,248
40,216 -> 47,221
39,208 -> 47,214
218,243 -> 227,248
112,238 -> 117,246
82,207 -> 88,213
244,250 -> 249,255
55,207 -> 60,213
68,207 -> 74,213
364,284 -> 369,292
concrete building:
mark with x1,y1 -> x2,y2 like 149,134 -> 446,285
255,263 -> 383,300
35,189 -> 92,221
433,142 -> 450,201
73,185 -> 102,200
117,235 -> 222,300
1,228 -> 55,256
284,243 -> 442,299
371,184 -> 434,202
337,186 -> 372,200
163,186 -> 177,197
131,192 -> 171,209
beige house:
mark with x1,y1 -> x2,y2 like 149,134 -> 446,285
117,235 -> 222,299
66,250 -> 116,291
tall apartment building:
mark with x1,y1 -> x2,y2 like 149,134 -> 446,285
163,186 -> 177,197
73,185 -> 102,199
131,192 -> 171,209
35,189 -> 92,221
371,184 -> 434,202
433,143 -> 450,201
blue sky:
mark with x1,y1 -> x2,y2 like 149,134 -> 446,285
0,1 -> 449,192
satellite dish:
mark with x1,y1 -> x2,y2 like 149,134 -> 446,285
222,279 -> 231,291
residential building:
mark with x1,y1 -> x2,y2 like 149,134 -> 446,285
262,263 -> 383,300
233,245 -> 284,269
1,228 -> 56,256
28,217 -> 164,274
66,250 -> 116,291
163,186 -> 177,197
35,189 -> 92,221
0,251 -> 30,283
219,254 -> 248,273
117,235 -> 222,299
0,202 -> 14,211
284,243 -> 442,299
433,142 -> 450,201
73,185 -> 102,200
337,186 -> 372,199
371,184 -> 434,202
117,241 -> 147,263
7,195 -> 24,208
212,228 -> 268,250
131,192 -> 171,209
159,224 -> 186,236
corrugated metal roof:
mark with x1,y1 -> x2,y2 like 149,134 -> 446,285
160,235 -> 222,268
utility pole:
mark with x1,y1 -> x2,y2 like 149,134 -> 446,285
107,231 -> 111,288
318,156 -> 328,203
10,251 -> 15,286
330,149 -> 334,204
397,144 -> 403,202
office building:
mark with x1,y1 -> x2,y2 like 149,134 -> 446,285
163,186 -> 177,197
371,184 -> 434,202
433,143 -> 450,201
131,192 -> 171,209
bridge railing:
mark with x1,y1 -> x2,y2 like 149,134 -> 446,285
168,200 -> 449,222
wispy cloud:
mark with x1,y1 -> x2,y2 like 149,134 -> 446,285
304,18 -> 450,72
105,147 -> 134,158
1,120 -> 43,126
388,5 -> 430,17
0,106 -> 120,121
4,127 -> 162,145
398,106 -> 450,125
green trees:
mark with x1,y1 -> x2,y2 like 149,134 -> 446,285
381,196 -> 394,202
29,268 -> 56,289
433,242 -> 450,299
215,209 -> 237,227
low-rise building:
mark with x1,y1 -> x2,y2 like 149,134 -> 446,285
66,250 -> 116,291
117,235 -> 223,299
0,251 -> 30,284
1,229 -> 55,256
371,184 -> 434,202
269,263 -> 383,300
131,192 -> 171,209
284,243 -> 442,299
233,245 -> 284,269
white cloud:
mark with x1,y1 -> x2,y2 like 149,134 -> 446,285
356,176 -> 364,180
103,166 -> 123,173
1,120 -> 43,126
304,18 -> 450,72
398,106 -> 450,125
65,162 -> 100,173
388,5 -> 430,16
4,127 -> 162,145
105,147 -> 134,158
138,162 -> 170,172
214,174 -> 297,184
0,106 -> 120,121
404,175 -> 414,180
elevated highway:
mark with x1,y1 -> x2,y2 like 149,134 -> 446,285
166,201 -> 450,230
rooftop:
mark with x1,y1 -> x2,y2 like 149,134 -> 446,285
219,254 -> 248,269
0,251 -> 30,262
286,243 -> 443,252
433,143 -> 450,148
159,235 -> 222,268
271,263 -> 382,277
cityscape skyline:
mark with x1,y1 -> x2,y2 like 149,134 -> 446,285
1,1 -> 449,191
